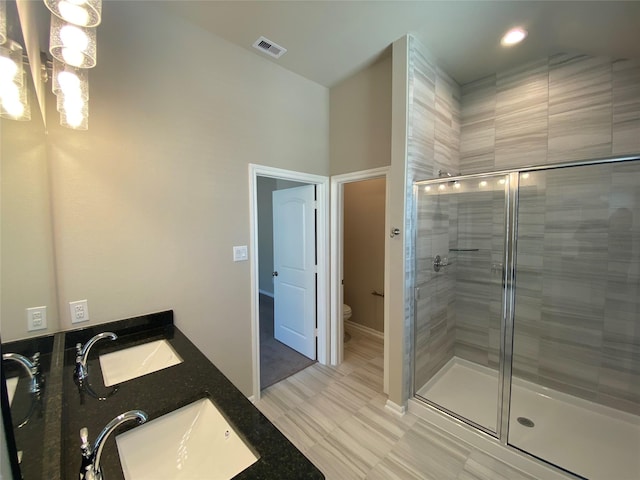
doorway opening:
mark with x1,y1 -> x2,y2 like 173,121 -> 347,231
330,167 -> 390,393
249,165 -> 329,401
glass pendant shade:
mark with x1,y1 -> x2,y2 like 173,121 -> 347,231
52,58 -> 88,98
49,15 -> 96,68
0,40 -> 24,87
56,90 -> 87,113
1,70 -> 31,121
60,107 -> 87,130
0,0 -> 7,45
44,0 -> 101,27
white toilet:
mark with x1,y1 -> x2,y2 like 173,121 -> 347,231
343,304 -> 352,322
343,304 -> 352,342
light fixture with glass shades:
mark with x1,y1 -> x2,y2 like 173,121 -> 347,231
0,39 -> 31,121
49,14 -> 96,68
53,59 -> 88,129
52,58 -> 88,100
44,0 -> 102,130
44,0 -> 102,27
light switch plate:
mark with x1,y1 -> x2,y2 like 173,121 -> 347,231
70,299 -> 90,324
233,245 -> 248,262
27,306 -> 47,331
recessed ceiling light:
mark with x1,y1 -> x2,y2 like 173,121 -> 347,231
501,27 -> 528,47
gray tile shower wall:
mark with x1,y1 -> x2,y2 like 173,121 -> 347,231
460,55 -> 640,172
459,76 -> 495,174
514,163 -> 640,416
408,36 -> 461,390
613,60 -> 640,155
452,188 -> 505,370
456,53 -> 640,414
413,49 -> 640,416
414,191 -> 457,388
496,58 -> 548,168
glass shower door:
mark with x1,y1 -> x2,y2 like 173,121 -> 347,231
510,162 -> 640,480
414,173 -> 509,435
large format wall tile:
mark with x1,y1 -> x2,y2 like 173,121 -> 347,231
495,59 -> 549,169
460,76 -> 496,173
435,67 -> 461,175
460,54 -> 640,173
410,36 -> 462,391
548,55 -> 613,162
612,59 -> 640,155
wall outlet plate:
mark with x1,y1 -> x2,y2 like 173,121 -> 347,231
233,245 -> 248,262
69,299 -> 90,324
27,306 -> 47,331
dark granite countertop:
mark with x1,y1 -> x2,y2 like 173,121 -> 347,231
61,311 -> 323,480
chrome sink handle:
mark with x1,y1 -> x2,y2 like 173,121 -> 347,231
75,332 -> 117,382
80,410 -> 148,480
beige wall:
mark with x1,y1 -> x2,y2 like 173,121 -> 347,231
330,54 -> 392,175
1,116 -> 59,340
31,2 -> 329,396
343,178 -> 386,332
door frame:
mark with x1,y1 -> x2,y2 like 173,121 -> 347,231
330,166 -> 390,394
249,164 -> 330,402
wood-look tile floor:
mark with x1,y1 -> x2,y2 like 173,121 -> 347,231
255,330 -> 539,480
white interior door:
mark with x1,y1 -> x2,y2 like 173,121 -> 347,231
273,184 -> 316,359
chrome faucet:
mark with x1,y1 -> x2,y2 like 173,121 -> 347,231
79,410 -> 148,480
75,332 -> 117,382
2,352 -> 42,394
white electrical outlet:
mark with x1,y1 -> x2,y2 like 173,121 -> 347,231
27,306 -> 47,331
69,299 -> 90,324
233,245 -> 248,262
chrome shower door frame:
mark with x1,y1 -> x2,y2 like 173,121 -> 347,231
497,171 -> 518,444
412,154 -> 640,448
412,171 -> 512,439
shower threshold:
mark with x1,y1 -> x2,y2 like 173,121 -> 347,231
416,357 -> 640,480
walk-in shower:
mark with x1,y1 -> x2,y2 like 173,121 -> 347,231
413,156 -> 640,480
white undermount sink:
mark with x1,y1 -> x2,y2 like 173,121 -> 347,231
99,339 -> 183,387
116,397 -> 258,480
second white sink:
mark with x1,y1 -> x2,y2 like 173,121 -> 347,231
99,339 -> 183,386
116,397 -> 258,479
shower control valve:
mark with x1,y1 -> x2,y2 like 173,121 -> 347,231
433,255 -> 451,272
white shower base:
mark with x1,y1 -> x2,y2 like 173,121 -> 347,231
416,357 -> 640,480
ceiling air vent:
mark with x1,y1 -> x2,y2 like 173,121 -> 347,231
252,36 -> 287,59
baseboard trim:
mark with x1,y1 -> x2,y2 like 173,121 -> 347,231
344,319 -> 384,340
385,399 -> 406,416
247,395 -> 256,404
258,289 -> 274,298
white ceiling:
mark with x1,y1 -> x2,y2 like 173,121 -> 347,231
160,0 -> 640,87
